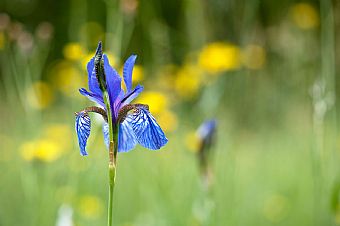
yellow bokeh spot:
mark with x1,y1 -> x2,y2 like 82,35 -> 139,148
198,42 -> 241,74
137,91 -> 168,115
290,3 -> 319,30
105,52 -> 117,67
174,65 -> 201,99
185,131 -> 200,153
81,52 -> 95,70
50,61 -> 85,97
26,81 -> 54,110
263,194 -> 289,222
63,42 -> 85,61
157,110 -> 178,132
0,32 -> 5,50
20,139 -> 61,162
132,65 -> 144,83
44,124 -> 73,151
242,45 -> 266,70
78,196 -> 104,219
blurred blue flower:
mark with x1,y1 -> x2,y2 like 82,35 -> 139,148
197,120 -> 216,149
75,42 -> 168,156
196,119 -> 217,169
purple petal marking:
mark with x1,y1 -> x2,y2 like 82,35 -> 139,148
119,84 -> 144,108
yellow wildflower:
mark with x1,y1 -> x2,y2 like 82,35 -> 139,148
21,139 -> 61,162
290,3 -> 319,30
63,42 -> 85,61
174,64 -> 201,99
185,131 -> 200,153
137,91 -> 168,115
78,195 -> 104,219
26,81 -> 54,110
81,52 -> 94,69
157,110 -> 178,132
198,42 -> 241,74
242,44 -> 266,70
44,124 -> 73,151
50,60 -> 84,97
132,65 -> 144,83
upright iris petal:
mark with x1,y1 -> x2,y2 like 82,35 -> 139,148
118,84 -> 144,108
103,55 -> 122,119
123,55 -> 137,92
86,58 -> 103,97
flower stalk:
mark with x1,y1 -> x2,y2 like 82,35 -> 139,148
103,90 -> 118,226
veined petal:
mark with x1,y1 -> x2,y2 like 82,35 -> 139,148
75,112 -> 91,156
102,121 -> 137,152
124,105 -> 168,150
123,55 -> 137,92
79,88 -> 105,107
119,84 -> 144,107
103,122 -> 109,149
103,55 -> 121,117
118,120 -> 137,152
86,57 -> 103,97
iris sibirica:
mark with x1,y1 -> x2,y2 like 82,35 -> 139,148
74,42 -> 167,226
75,42 -> 168,156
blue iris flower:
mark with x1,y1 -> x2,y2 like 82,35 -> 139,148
75,42 -> 168,156
196,119 -> 216,154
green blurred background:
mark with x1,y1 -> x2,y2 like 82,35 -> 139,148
1,0 -> 340,225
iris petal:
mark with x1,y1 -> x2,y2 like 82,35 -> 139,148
79,88 -> 105,107
103,122 -> 109,149
86,58 -> 102,97
103,55 -> 121,117
75,112 -> 91,156
124,105 -> 168,150
103,121 -> 137,152
118,120 -> 138,152
123,55 -> 137,92
119,84 -> 144,107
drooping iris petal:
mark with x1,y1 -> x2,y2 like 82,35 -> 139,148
103,122 -> 109,149
103,55 -> 121,117
103,121 -> 137,152
119,84 -> 144,107
118,120 -> 138,152
86,58 -> 103,97
123,55 -> 137,92
79,88 -> 105,107
125,106 -> 168,150
75,112 -> 91,156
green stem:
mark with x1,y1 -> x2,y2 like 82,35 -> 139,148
103,91 -> 119,226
